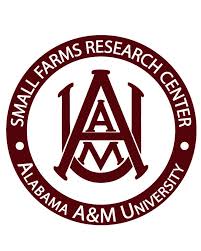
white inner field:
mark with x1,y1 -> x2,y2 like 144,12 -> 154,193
28,57 -> 175,204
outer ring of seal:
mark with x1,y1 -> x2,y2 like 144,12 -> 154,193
7,36 -> 196,224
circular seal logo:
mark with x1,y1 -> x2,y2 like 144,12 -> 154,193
7,35 -> 196,224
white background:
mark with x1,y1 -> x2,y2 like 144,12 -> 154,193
0,0 -> 200,250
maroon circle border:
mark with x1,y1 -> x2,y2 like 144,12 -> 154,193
7,35 -> 196,224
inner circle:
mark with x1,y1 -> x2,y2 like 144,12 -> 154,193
27,57 -> 175,204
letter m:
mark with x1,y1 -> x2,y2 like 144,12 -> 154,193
78,142 -> 124,170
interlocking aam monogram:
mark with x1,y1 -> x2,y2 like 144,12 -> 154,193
54,70 -> 148,182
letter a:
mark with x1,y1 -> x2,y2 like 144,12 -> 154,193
54,70 -> 148,180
